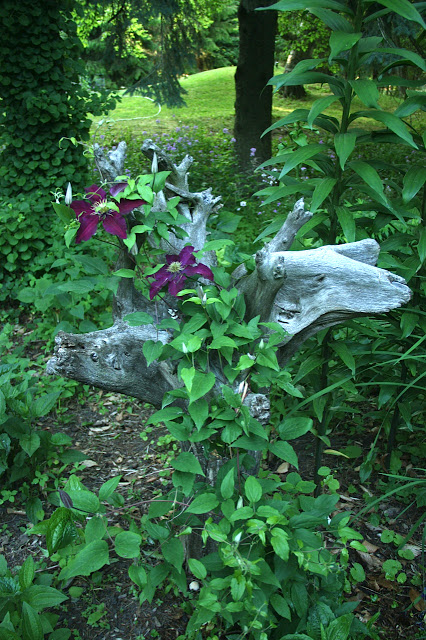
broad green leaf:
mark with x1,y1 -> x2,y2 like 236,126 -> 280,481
291,582 -> 309,618
45,508 -> 78,555
31,391 -> 61,417
22,602 -> 43,640
188,398 -> 209,430
271,528 -> 289,561
273,71 -> 343,90
58,280 -> 95,294
188,371 -> 216,404
378,47 -> 426,72
124,312 -> 154,325
270,593 -> 291,620
310,178 -> 336,212
418,229 -> 426,263
112,269 -> 135,278
221,468 -> 235,500
188,558 -> 207,580
269,441 -> 299,468
349,79 -> 380,108
402,166 -> 426,203
394,94 -> 426,118
99,476 -> 122,501
19,556 -> 35,591
354,110 -> 417,147
20,433 -> 40,457
309,8 -> 353,32
244,476 -> 262,503
327,613 -> 354,640
350,160 -> 385,199
147,406 -> 183,425
64,227 -> 77,248
332,343 -> 356,374
329,31 -> 362,60
0,390 -> 6,417
187,493 -> 219,514
143,340 -> 163,367
307,95 -> 339,128
336,206 -> 356,242
375,0 -> 426,28
267,0 -> 353,13
85,516 -> 107,543
23,585 -> 67,611
279,417 -> 313,440
66,489 -> 100,514
52,202 -> 74,224
279,144 -> 324,178
162,538 -> 184,570
115,531 -> 142,558
334,132 -> 357,170
171,451 -> 205,476
129,564 -> 147,588
59,540 -> 109,580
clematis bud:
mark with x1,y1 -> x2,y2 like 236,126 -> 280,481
65,182 -> 73,205
189,581 -> 200,591
182,343 -> 188,354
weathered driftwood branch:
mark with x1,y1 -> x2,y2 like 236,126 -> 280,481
47,142 -> 411,410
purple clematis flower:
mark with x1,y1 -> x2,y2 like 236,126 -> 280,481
70,183 -> 145,244
149,246 -> 214,299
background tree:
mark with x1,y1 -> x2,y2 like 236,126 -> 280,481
0,0 -> 113,197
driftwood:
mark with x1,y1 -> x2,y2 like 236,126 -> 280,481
47,140 -> 411,405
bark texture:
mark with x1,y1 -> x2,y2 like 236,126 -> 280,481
234,0 -> 278,169
47,143 -> 411,408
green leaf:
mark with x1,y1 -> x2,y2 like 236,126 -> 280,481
329,31 -> 362,60
402,166 -> 426,204
279,417 -> 313,440
244,476 -> 262,503
350,160 -> 385,199
188,399 -> 209,430
334,132 -> 357,170
221,468 -> 235,500
291,582 -> 309,618
64,228 -> 77,248
307,96 -> 339,128
418,228 -> 426,263
115,531 -> 142,558
349,79 -> 380,108
353,110 -> 417,147
268,0 -> 353,12
45,508 -> 78,555
310,7 -> 353,32
269,441 -> 299,468
332,343 -> 356,374
32,391 -> 61,417
19,556 -> 35,591
378,47 -> 426,72
128,564 -> 147,588
327,613 -> 354,640
270,593 -> 291,620
188,371 -> 216,404
85,516 -> 107,543
162,538 -> 184,570
271,528 -> 289,561
171,452 -> 205,476
310,178 -> 336,212
336,206 -> 356,242
20,433 -> 40,457
147,407 -> 183,425
279,144 -> 324,178
143,340 -> 163,367
58,280 -> 94,294
124,312 -> 154,326
112,269 -> 135,278
394,94 -> 426,118
59,540 -> 109,581
52,202 -> 74,224
99,476 -> 122,501
187,493 -> 219,514
23,585 -> 67,611
375,0 -> 426,28
188,558 -> 207,580
22,602 -> 43,640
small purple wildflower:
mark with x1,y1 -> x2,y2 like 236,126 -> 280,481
250,147 -> 256,157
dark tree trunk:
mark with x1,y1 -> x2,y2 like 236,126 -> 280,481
234,0 -> 277,170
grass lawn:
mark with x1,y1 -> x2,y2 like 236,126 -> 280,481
92,66 -> 425,137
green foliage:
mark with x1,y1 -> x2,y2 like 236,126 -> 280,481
0,554 -> 69,639
0,0 -> 115,198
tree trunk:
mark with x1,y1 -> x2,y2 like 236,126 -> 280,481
234,0 -> 277,170
280,49 -> 307,99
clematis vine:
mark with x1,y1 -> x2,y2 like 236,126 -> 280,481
70,183 -> 145,244
149,246 -> 214,299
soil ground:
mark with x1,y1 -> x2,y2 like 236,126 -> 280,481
1,386 -> 425,640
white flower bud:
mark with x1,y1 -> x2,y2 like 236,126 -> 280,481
151,152 -> 158,174
182,343 -> 188,354
65,182 -> 73,205
189,581 -> 200,591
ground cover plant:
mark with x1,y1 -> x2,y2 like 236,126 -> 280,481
1,0 -> 425,638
